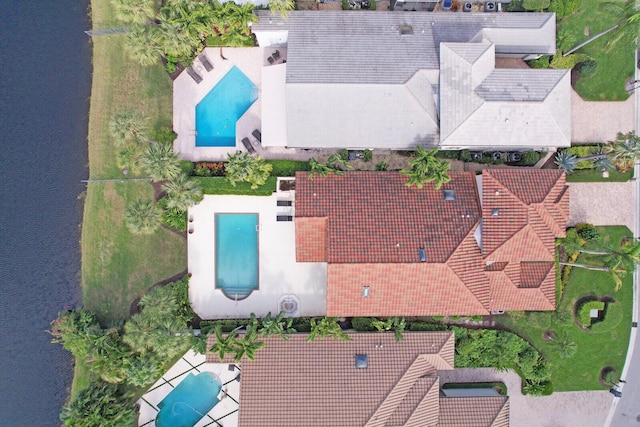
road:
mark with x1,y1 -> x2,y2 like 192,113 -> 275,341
607,49 -> 640,427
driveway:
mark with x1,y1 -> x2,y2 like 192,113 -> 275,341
438,368 -> 613,427
567,181 -> 635,231
571,90 -> 634,144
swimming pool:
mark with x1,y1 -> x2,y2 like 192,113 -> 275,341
195,66 -> 258,147
156,372 -> 221,427
215,213 -> 259,299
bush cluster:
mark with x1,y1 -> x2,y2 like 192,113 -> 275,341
549,0 -> 581,19
575,223 -> 601,242
194,161 -> 225,177
267,160 -> 310,176
528,55 -> 550,69
578,300 -> 605,327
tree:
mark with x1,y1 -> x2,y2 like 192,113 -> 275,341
109,108 -> 148,146
116,143 -> 144,175
548,330 -> 577,359
249,311 -> 296,340
225,151 -> 273,189
209,326 -> 239,360
158,21 -> 198,58
60,381 -> 136,427
401,147 -> 451,189
162,173 -> 203,212
609,131 -> 640,172
124,198 -> 160,234
371,317 -> 407,341
308,157 -> 334,180
112,0 -> 158,25
307,317 -> 351,342
141,141 -> 182,182
124,26 -> 163,67
268,0 -> 296,18
554,148 -> 613,174
327,153 -> 352,174
522,0 -> 550,11
231,329 -> 265,360
49,309 -> 103,359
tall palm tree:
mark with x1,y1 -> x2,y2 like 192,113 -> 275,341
609,131 -> 640,172
227,2 -> 257,35
307,317 -> 351,342
160,0 -> 214,44
548,331 -> 578,359
268,0 -> 296,18
141,141 -> 182,182
109,108 -> 149,146
162,173 -> 203,212
124,198 -> 160,235
401,147 -> 451,189
249,311 -> 296,340
232,329 -> 265,361
124,26 -> 163,67
209,326 -> 239,360
117,144 -> 144,175
112,0 -> 158,25
158,21 -> 197,58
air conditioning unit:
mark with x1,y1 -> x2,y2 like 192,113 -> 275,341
463,1 -> 473,11
484,1 -> 496,11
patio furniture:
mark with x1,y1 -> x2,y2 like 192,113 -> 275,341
252,129 -> 262,143
277,215 -> 293,222
277,200 -> 293,206
242,137 -> 256,154
272,50 -> 281,60
267,56 -> 275,65
186,66 -> 203,84
199,53 -> 213,72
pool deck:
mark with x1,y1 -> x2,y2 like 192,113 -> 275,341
137,349 -> 240,427
187,192 -> 327,319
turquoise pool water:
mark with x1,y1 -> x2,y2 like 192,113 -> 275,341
156,372 -> 221,427
215,213 -> 259,299
195,66 -> 258,147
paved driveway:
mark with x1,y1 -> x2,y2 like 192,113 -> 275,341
571,90 -> 634,144
567,181 -> 635,231
438,368 -> 613,427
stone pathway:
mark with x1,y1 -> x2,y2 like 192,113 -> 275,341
571,89 -> 634,144
438,368 -> 613,427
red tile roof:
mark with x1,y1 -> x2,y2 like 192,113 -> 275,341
295,169 -> 568,315
205,332 -> 509,427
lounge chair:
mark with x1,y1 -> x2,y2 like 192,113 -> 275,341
277,200 -> 293,207
272,50 -> 280,60
241,137 -> 256,154
277,215 -> 293,222
252,129 -> 262,143
186,66 -> 203,84
267,56 -> 275,65
199,54 -> 213,72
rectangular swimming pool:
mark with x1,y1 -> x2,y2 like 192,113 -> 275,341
215,213 -> 259,299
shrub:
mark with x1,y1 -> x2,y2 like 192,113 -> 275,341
151,126 -> 177,144
338,149 -> 349,162
575,223 -> 601,242
370,0 -> 376,9
194,162 -> 225,177
200,319 -> 248,334
267,160 -> 310,176
408,321 -> 448,331
435,150 -> 460,160
519,151 -> 540,166
291,317 -> 311,332
550,50 -> 590,70
459,150 -> 473,162
577,59 -> 597,78
523,0 -> 550,10
578,301 -> 605,327
160,207 -> 187,231
375,162 -> 388,171
351,317 -> 377,331
549,0 -> 581,19
342,0 -> 350,9
180,160 -> 194,176
363,149 -> 373,162
528,55 -> 550,69
166,276 -> 195,322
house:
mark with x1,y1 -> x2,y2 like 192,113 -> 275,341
294,169 -> 569,316
252,11 -> 570,151
206,331 -> 510,426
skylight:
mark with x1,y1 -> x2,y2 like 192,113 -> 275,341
355,354 -> 368,369
443,190 -> 456,201
491,208 -> 499,216
400,25 -> 413,35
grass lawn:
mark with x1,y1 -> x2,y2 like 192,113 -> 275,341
566,168 -> 633,182
196,176 -> 277,195
558,0 -> 634,101
497,226 -> 633,391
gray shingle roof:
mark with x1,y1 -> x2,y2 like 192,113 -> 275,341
475,69 -> 568,102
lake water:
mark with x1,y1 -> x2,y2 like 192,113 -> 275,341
0,1 -> 90,425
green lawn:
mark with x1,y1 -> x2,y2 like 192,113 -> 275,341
196,176 -> 277,195
497,226 -> 633,391
558,0 -> 634,101
566,168 -> 633,182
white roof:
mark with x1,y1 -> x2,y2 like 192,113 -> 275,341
262,64 -> 288,147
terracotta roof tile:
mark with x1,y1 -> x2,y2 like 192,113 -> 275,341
439,396 -> 509,427
295,216 -> 328,262
295,171 -> 481,264
405,377 -> 440,427
487,262 -> 555,311
385,376 -> 438,427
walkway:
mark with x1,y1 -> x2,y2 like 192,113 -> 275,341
567,181 -> 635,231
439,368 -> 613,427
571,89 -> 634,144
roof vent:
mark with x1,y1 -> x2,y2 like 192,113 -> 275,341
491,208 -> 500,216
400,25 -> 413,35
443,189 -> 456,201
355,354 -> 368,369
362,286 -> 370,298
419,247 -> 427,262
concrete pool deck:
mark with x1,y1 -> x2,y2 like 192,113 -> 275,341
137,349 -> 240,427
187,192 -> 327,319
173,47 -> 264,162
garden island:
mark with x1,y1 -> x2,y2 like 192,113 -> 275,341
51,0 -> 639,425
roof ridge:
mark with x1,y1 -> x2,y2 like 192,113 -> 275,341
405,377 -> 440,427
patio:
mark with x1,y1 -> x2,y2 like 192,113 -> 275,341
187,186 -> 327,320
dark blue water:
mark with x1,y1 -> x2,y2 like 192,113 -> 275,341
0,1 -> 90,425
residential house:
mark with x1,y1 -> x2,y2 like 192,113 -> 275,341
252,11 -> 570,151
294,169 -> 569,316
206,331 -> 510,426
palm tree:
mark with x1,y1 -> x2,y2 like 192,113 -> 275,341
124,26 -> 163,67
226,2 -> 258,35
371,317 -> 406,341
109,108 -> 149,146
268,0 -> 296,18
609,131 -> 640,172
117,144 -> 144,175
112,0 -> 158,25
160,0 -> 213,43
191,333 -> 209,355
60,381 -> 136,427
209,326 -> 239,360
232,329 -> 265,361
141,141 -> 182,182
554,148 -> 613,174
308,157 -> 333,180
548,331 -> 577,359
327,153 -> 352,174
307,317 -> 351,342
162,173 -> 203,212
124,199 -> 160,235
158,21 -> 197,58
225,152 -> 273,189
401,147 -> 451,189
249,311 -> 296,340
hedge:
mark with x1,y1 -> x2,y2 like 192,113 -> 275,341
266,160 -> 310,177
578,301 -> 605,327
